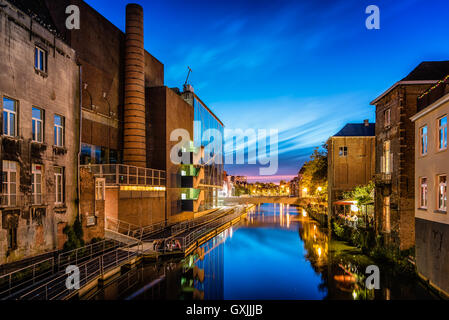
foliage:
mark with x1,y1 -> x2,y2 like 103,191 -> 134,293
342,181 -> 375,206
63,216 -> 85,252
301,143 -> 328,197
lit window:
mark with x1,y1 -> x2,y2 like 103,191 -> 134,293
438,116 -> 447,151
32,164 -> 43,205
420,177 -> 428,209
438,175 -> 447,212
2,97 -> 17,137
1,160 -> 17,206
54,115 -> 65,147
55,167 -> 64,204
34,46 -> 47,72
420,125 -> 427,155
32,107 -> 44,143
384,108 -> 391,127
95,179 -> 105,201
338,146 -> 347,157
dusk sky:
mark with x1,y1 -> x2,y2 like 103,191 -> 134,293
86,0 -> 449,182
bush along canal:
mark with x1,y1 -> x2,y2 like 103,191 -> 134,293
87,203 -> 439,300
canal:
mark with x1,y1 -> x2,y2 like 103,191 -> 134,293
89,203 -> 438,300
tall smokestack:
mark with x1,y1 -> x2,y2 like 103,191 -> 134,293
123,4 -> 146,167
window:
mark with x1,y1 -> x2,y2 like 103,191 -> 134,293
32,164 -> 43,205
55,167 -> 64,205
1,160 -> 17,206
95,178 -> 105,201
382,141 -> 392,174
420,125 -> 428,155
383,196 -> 390,233
34,46 -> 47,72
420,177 -> 428,209
339,146 -> 348,157
2,97 -> 17,137
32,107 -> 44,143
7,227 -> 17,250
54,115 -> 65,147
438,175 -> 447,212
384,108 -> 391,127
438,116 -> 447,151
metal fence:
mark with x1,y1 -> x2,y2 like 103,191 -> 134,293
18,241 -> 142,300
106,217 -> 166,241
152,206 -> 246,253
57,239 -> 122,271
80,164 -> 166,186
0,257 -> 55,299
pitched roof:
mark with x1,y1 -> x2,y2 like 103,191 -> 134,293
333,123 -> 375,137
402,61 -> 449,81
371,61 -> 449,105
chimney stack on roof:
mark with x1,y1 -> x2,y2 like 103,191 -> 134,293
364,119 -> 369,127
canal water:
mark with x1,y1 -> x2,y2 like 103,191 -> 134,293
90,203 -> 438,300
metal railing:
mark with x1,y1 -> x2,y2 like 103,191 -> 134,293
0,257 -> 55,299
152,206 -> 245,253
174,206 -> 246,251
57,239 -> 122,271
170,208 -> 228,234
18,241 -> 143,300
80,164 -> 166,187
105,217 -> 166,241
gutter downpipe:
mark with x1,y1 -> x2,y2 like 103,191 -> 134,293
77,63 -> 83,224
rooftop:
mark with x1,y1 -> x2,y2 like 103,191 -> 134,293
332,123 -> 375,137
371,60 -> 449,105
402,61 -> 449,81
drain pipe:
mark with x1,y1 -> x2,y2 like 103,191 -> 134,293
77,63 -> 83,224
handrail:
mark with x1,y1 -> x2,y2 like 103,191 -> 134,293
80,164 -> 166,187
17,240 -> 143,300
57,239 -> 122,271
0,257 -> 55,299
106,217 -> 166,242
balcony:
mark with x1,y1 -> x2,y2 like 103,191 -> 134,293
180,164 -> 200,177
181,188 -> 201,200
80,164 -> 166,187
417,77 -> 449,112
375,173 -> 392,184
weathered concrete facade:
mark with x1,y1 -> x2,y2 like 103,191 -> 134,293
0,1 -> 79,263
45,0 -> 167,229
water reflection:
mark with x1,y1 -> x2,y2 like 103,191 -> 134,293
90,203 -> 437,300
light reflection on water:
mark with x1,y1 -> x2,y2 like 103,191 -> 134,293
91,203 -> 437,300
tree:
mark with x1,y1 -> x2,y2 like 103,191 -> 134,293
301,143 -> 328,196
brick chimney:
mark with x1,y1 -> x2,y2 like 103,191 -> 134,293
364,119 -> 369,127
123,3 -> 146,167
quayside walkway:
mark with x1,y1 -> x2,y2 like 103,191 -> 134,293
0,204 -> 253,300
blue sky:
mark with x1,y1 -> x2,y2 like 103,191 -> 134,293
86,0 -> 449,182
